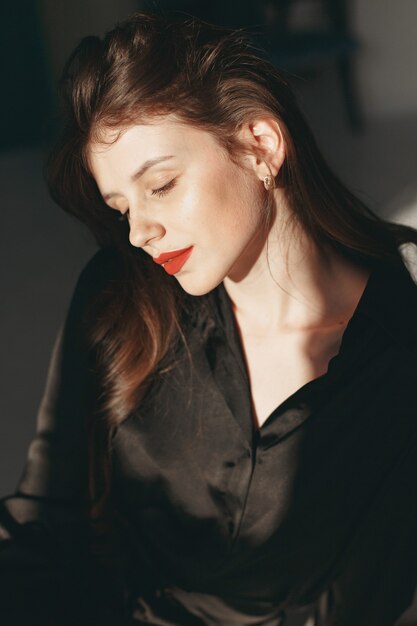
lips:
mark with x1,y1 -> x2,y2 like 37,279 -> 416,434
153,246 -> 194,275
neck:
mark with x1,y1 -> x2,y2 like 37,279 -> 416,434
222,213 -> 371,336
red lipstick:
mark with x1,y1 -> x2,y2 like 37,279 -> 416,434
153,246 -> 194,275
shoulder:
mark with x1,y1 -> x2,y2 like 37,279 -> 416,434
363,259 -> 417,350
75,247 -> 123,293
376,260 -> 417,387
68,247 -> 124,310
61,247 -> 124,342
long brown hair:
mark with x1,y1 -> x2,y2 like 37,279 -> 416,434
47,12 -> 417,515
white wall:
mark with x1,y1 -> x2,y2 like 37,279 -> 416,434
354,0 -> 417,119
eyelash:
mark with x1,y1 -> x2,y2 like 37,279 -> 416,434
151,178 -> 177,198
117,179 -> 177,222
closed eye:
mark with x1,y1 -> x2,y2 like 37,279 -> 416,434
151,178 -> 177,198
116,178 -> 177,222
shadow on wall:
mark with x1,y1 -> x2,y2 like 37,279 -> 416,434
138,0 -> 363,131
1,0 -> 138,152
3,0 -> 364,152
0,0 -> 54,151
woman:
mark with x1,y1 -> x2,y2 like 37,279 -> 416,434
1,11 -> 417,626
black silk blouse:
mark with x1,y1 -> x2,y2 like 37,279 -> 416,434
1,247 -> 417,626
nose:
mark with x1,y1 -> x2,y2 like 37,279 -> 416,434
128,215 -> 165,248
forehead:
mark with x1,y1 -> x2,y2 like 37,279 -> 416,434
87,117 -> 222,174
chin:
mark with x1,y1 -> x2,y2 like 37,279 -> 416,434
174,272 -> 223,297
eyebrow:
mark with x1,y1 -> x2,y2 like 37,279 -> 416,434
102,155 -> 175,201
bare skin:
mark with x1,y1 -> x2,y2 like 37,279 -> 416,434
89,116 -> 372,429
217,120 -> 373,428
223,224 -> 372,429
232,271 -> 370,429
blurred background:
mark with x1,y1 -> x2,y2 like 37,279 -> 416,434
1,1 -> 417,619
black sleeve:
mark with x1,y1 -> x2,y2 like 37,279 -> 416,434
0,248 -> 130,626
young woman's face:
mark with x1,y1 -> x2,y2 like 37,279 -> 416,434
88,117 -> 270,296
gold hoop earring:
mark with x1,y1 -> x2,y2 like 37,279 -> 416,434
263,175 -> 275,191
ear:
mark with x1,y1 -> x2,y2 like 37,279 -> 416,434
237,117 -> 286,182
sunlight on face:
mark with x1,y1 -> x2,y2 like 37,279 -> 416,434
88,117 -> 270,296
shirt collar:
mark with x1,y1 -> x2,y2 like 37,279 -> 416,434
353,261 -> 417,346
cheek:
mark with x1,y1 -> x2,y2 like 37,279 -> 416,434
173,162 -> 263,241
226,178 -> 265,236
175,180 -> 224,232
